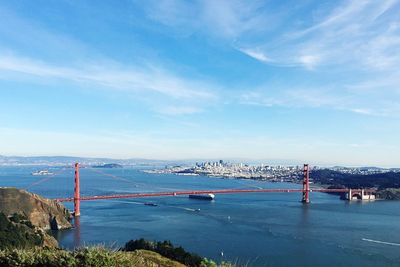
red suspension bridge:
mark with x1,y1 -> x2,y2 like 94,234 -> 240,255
54,163 -> 376,217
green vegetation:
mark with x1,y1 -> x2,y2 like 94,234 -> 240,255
1,217 -> 234,267
0,212 -> 44,249
310,170 -> 400,189
200,258 -> 234,267
0,247 -> 185,267
123,238 -> 202,266
310,170 -> 400,200
123,238 -> 234,267
0,246 -> 234,267
93,163 -> 123,168
0,189 -> 234,266
377,188 -> 400,200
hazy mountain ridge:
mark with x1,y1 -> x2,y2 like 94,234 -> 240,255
0,155 -> 181,167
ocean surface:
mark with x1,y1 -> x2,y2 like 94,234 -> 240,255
1,165 -> 400,267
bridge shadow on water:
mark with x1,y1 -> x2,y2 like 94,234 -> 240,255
73,216 -> 81,248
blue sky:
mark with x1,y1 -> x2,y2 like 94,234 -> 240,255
0,0 -> 399,166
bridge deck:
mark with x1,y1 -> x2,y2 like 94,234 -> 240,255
55,188 -> 358,202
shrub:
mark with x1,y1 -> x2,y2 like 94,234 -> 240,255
124,238 -> 203,266
0,247 -> 173,267
0,212 -> 43,249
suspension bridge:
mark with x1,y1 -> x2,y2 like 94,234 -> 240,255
42,163 -> 376,217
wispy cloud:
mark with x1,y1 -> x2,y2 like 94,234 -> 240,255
292,1 -> 370,37
237,47 -> 272,63
139,0 -> 270,39
1,0 -> 399,164
201,0 -> 400,117
239,85 -> 400,118
0,5 -> 220,116
0,53 -> 218,101
260,0 -> 400,70
346,71 -> 400,93
240,88 -> 344,108
139,0 -> 400,71
297,55 -> 321,70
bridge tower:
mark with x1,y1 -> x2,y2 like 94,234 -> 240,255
74,162 -> 81,216
302,164 -> 310,203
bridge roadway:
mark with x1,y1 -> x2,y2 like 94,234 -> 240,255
55,188 -> 352,202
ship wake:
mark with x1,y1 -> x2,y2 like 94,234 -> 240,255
362,238 -> 400,246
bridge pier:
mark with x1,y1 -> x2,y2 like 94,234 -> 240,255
74,163 -> 80,217
302,164 -> 310,204
347,188 -> 376,201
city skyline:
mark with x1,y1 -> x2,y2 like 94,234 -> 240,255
1,1 -> 400,167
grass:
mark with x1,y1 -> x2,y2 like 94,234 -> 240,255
0,247 -> 186,267
0,247 -> 237,267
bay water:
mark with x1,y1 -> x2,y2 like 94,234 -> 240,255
1,166 -> 399,267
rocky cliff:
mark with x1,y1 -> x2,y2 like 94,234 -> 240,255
377,188 -> 400,200
0,187 -> 72,230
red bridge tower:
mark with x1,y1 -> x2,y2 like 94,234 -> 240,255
302,164 -> 310,203
74,163 -> 81,216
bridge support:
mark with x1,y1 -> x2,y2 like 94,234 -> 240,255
74,163 -> 81,217
347,188 -> 376,201
302,164 -> 310,204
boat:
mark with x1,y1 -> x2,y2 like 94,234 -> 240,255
144,203 -> 158,206
188,193 -> 215,200
31,170 -> 54,176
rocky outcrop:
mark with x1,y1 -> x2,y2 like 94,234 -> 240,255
377,188 -> 400,200
0,187 -> 72,230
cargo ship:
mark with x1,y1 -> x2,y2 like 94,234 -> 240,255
188,193 -> 215,200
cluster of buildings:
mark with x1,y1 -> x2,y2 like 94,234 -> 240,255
148,160 -> 400,182
149,160 -> 304,182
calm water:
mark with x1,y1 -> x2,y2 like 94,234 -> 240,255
1,166 -> 400,267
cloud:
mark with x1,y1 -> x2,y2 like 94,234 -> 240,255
139,0 -> 269,39
346,71 -> 400,93
139,0 -> 400,72
240,88 -> 344,109
293,1 -> 369,37
238,47 -> 272,63
0,53 -> 218,101
239,85 -> 400,118
349,108 -> 375,115
226,1 -> 400,117
200,0 -> 268,38
0,6 -> 221,116
297,55 -> 321,70
271,0 -> 400,70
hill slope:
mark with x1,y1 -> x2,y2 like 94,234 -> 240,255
0,187 -> 72,230
0,248 -> 186,267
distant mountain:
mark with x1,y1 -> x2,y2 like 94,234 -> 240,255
92,163 -> 123,168
0,155 -> 184,167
